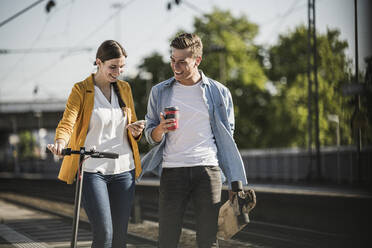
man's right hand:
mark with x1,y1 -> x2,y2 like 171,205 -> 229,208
151,112 -> 177,143
47,139 -> 66,156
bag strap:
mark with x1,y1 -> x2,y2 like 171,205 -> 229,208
111,82 -> 126,108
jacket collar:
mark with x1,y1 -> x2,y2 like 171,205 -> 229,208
164,70 -> 210,87
85,74 -> 95,91
200,71 -> 211,86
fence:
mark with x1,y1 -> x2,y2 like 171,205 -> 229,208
242,146 -> 372,184
1,146 -> 371,185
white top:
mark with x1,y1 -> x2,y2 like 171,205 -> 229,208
83,85 -> 134,174
162,81 -> 219,168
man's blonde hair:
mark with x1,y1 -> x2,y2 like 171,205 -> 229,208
170,33 -> 203,58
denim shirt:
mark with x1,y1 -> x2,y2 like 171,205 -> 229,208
139,71 -> 248,188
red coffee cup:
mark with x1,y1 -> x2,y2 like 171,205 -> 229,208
164,106 -> 179,130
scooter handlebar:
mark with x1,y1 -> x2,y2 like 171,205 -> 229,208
91,151 -> 119,159
61,148 -> 119,159
61,148 -> 73,156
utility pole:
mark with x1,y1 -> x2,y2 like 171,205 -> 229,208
354,0 -> 361,149
307,0 -> 321,180
307,0 -> 313,172
11,117 -> 19,175
353,0 -> 362,181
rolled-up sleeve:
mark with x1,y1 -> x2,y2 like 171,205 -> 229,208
224,88 -> 235,135
144,86 -> 163,145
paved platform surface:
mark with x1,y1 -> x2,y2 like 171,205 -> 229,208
1,175 -> 370,248
0,199 -> 93,248
0,199 -> 157,248
0,198 -> 262,248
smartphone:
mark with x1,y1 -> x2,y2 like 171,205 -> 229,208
131,120 -> 146,126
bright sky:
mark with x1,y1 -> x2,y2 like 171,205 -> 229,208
0,0 -> 370,102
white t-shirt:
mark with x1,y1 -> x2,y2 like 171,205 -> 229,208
162,81 -> 219,168
83,85 -> 134,174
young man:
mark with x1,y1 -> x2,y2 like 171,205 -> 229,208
140,33 -> 247,247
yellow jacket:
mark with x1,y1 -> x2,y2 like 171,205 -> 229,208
55,74 -> 142,184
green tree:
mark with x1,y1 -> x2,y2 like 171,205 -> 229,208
128,9 -> 278,149
192,9 -> 273,148
18,131 -> 36,160
128,9 -> 355,150
124,52 -> 173,120
123,53 -> 173,153
266,26 -> 353,147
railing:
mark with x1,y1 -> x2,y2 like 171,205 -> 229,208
1,146 -> 371,185
242,146 -> 372,184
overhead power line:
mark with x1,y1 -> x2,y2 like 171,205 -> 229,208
0,47 -> 94,55
1,0 -> 136,100
0,0 -> 47,28
21,0 -> 137,87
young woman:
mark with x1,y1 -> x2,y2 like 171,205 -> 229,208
47,40 -> 144,247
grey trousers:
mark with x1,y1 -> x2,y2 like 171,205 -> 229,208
158,166 -> 222,248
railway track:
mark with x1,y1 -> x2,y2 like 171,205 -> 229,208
1,178 -> 370,248
0,178 -> 159,247
139,198 -> 352,248
0,198 -> 157,248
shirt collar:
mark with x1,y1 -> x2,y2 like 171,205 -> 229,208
200,70 -> 210,86
164,70 -> 210,87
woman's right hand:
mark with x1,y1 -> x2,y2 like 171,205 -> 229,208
47,139 -> 66,156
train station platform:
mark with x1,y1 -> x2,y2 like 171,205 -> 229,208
0,198 -> 92,248
0,176 -> 371,247
0,198 -> 159,248
0,196 -> 256,248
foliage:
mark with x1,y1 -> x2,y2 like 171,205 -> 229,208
126,9 -> 357,150
266,26 -> 354,147
123,53 -> 173,152
18,131 -> 37,160
124,52 -> 173,120
189,9 -> 276,148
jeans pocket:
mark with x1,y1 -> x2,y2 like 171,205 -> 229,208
205,165 -> 220,172
204,166 -> 222,184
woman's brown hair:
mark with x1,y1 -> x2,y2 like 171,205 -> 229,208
94,40 -> 127,65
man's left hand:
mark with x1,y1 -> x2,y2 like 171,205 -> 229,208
228,190 -> 237,202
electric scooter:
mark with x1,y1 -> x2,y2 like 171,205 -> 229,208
61,147 -> 119,248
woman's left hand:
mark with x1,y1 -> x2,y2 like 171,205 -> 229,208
126,120 -> 146,138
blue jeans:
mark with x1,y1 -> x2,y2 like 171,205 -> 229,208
82,170 -> 135,248
158,166 -> 222,248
